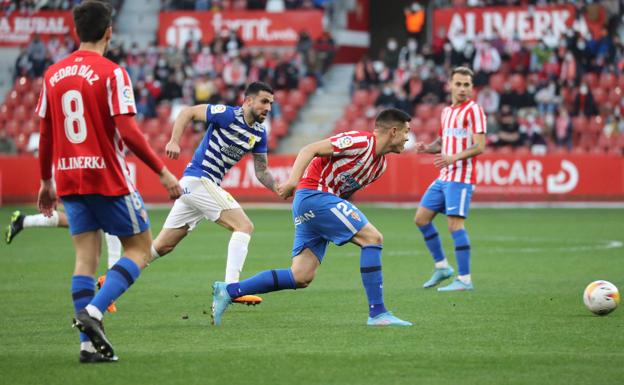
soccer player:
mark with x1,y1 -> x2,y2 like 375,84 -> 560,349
6,210 -> 122,312
149,82 -> 280,305
36,1 -> 181,363
212,108 -> 413,327
413,66 -> 486,291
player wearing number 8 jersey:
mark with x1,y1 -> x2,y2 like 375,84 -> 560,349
211,108 -> 413,327
36,1 -> 181,363
414,66 -> 486,292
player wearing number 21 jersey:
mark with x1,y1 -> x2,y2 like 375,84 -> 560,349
212,108 -> 414,327
36,1 -> 180,363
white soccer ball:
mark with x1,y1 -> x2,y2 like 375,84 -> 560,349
583,280 -> 620,316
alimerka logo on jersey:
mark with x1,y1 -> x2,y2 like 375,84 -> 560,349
57,156 -> 106,170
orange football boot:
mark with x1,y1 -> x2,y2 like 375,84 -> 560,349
232,294 -> 263,306
97,275 -> 118,313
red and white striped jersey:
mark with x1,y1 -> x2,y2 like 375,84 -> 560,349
298,131 -> 387,198
438,99 -> 486,184
36,50 -> 138,197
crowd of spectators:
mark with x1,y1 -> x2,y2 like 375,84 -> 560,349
160,0 -> 330,11
352,1 -> 624,154
1,0 -> 123,14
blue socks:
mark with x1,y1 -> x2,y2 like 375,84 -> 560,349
452,229 -> 471,275
71,275 -> 95,343
360,245 -> 387,318
418,223 -> 445,263
227,269 -> 296,298
90,257 -> 141,313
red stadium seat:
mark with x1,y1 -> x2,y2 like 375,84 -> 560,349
156,103 -> 172,123
608,88 -> 622,106
5,120 -> 19,136
271,118 -> 288,137
344,104 -> 360,122
489,72 -> 505,91
409,117 -> 423,134
353,89 -> 369,107
333,118 -> 349,134
282,104 -> 297,123
414,103 -> 433,120
599,73 -> 616,89
274,89 -> 288,105
588,116 -> 603,135
352,118 -> 369,132
144,119 -> 161,136
32,77 -> 44,94
0,104 -> 9,123
298,77 -> 317,94
425,117 -> 440,135
22,90 -> 37,109
13,105 -> 28,123
582,73 -> 598,89
23,119 -> 37,135
592,88 -> 607,105
560,87 -> 577,107
14,76 -> 31,94
433,104 -> 446,119
571,116 -> 588,133
367,89 -> 380,106
288,90 -> 306,109
15,133 -> 29,153
5,90 -> 20,108
268,135 -> 278,152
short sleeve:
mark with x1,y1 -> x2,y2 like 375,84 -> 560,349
470,105 -> 487,134
252,129 -> 268,154
205,104 -> 230,125
107,67 -> 136,116
329,131 -> 370,156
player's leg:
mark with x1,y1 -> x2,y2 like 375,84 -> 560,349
438,182 -> 474,292
416,180 -> 454,288
351,222 -> 412,326
216,208 -> 253,283
5,209 -> 68,244
95,232 -> 123,314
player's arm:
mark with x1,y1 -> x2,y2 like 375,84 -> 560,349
277,139 -> 333,199
37,114 -> 57,216
114,114 -> 182,199
433,133 -> 485,169
165,104 -> 208,159
252,153 -> 278,193
415,136 -> 442,154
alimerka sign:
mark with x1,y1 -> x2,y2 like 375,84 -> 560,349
159,10 -> 324,48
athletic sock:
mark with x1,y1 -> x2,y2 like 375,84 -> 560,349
150,245 -> 161,261
71,275 -> 95,343
104,233 -> 122,269
226,269 -> 296,298
90,257 -> 140,314
225,231 -> 251,283
418,223 -> 446,265
360,245 -> 387,318
23,211 -> 59,227
452,229 -> 471,278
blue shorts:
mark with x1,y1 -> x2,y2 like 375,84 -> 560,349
61,192 -> 150,237
292,189 -> 369,262
420,179 -> 475,218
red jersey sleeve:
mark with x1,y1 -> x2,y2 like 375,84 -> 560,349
329,131 -> 370,156
469,104 -> 487,134
35,81 -> 48,118
107,67 -> 137,116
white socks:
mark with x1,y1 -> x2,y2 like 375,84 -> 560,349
150,245 -> 161,261
225,231 -> 251,283
104,233 -> 122,269
458,274 -> 472,284
435,259 -> 449,269
85,304 -> 103,321
23,211 -> 59,227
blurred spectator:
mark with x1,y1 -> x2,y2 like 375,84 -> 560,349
404,2 -> 425,43
0,129 -> 16,155
495,105 -> 521,148
223,57 -> 248,88
14,45 -> 32,80
559,51 -> 578,84
535,81 -> 559,116
473,41 -> 501,86
313,31 -> 336,74
135,88 -> 157,120
353,56 -> 377,89
476,85 -> 500,116
382,37 -> 401,70
27,34 -> 46,77
194,46 -> 216,77
555,107 -> 573,151
399,38 -> 422,71
374,83 -> 399,109
520,115 -> 547,149
573,82 -> 598,116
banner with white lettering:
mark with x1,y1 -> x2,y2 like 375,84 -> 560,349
158,10 -> 324,48
1,154 -> 622,203
432,5 -> 596,43
0,12 -> 76,46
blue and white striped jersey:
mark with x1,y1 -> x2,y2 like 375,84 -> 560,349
184,104 -> 267,185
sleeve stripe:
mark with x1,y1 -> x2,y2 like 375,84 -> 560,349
106,77 -> 114,116
36,82 -> 47,118
114,68 -> 129,114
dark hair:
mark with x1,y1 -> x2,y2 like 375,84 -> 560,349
73,1 -> 112,43
244,82 -> 274,97
375,108 -> 411,129
451,66 -> 474,81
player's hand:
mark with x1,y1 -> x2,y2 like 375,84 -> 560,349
277,180 -> 297,200
159,168 -> 182,199
414,142 -> 427,153
165,141 -> 181,160
37,179 -> 57,217
433,154 -> 455,169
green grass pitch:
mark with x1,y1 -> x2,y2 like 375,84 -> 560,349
1,205 -> 623,385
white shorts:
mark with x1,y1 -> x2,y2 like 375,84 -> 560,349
163,176 -> 241,231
